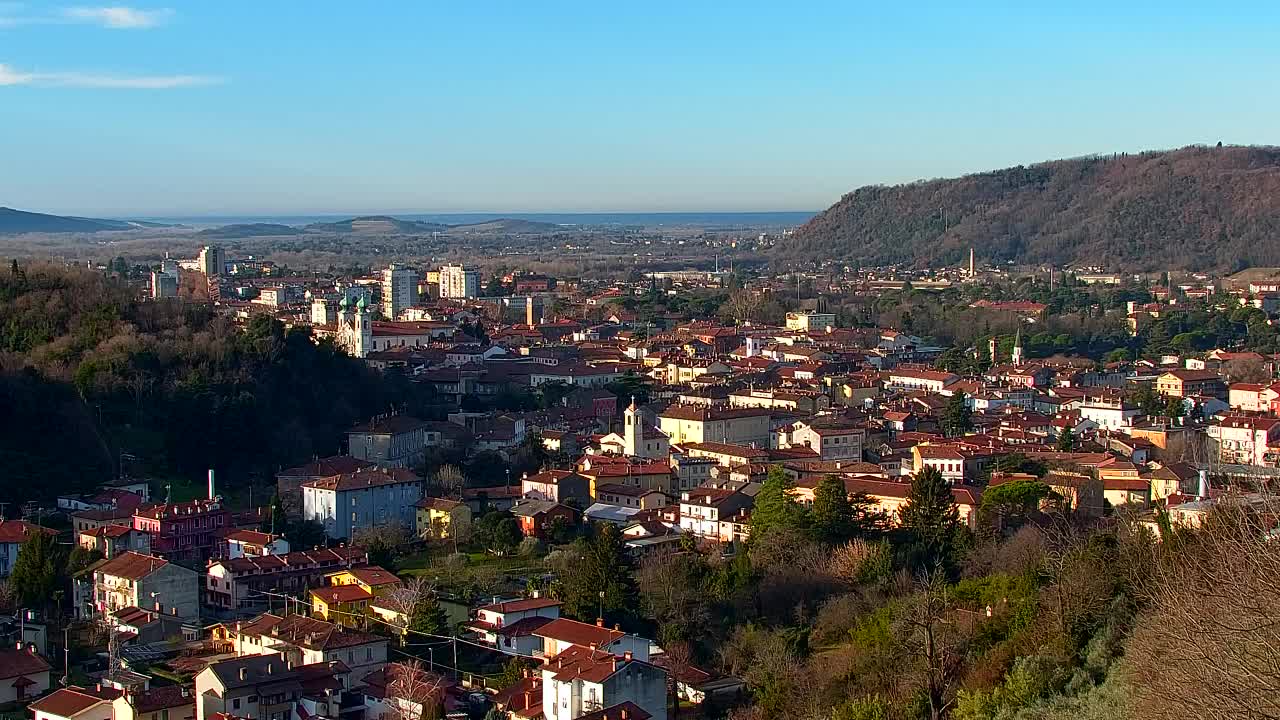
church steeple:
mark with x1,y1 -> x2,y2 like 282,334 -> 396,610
1012,328 -> 1024,367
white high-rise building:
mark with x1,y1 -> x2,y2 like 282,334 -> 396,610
380,264 -> 418,319
198,245 -> 225,277
439,263 -> 479,299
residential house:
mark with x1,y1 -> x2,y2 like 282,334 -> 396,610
194,655 -> 352,720
540,645 -> 667,720
82,552 -> 200,623
0,644 -> 51,703
205,547 -> 369,614
658,405 -> 773,448
885,369 -> 958,393
463,597 -> 562,656
276,456 -> 374,518
1155,369 -> 1225,399
29,688 -> 115,720
782,421 -> 865,461
0,520 -> 56,578
301,469 -> 422,541
520,471 -> 593,505
132,499 -> 231,565
414,498 -> 472,540
111,685 -> 196,720
533,618 -> 651,661
1208,415 -> 1280,466
222,531 -> 289,560
310,566 -> 402,628
222,613 -> 388,684
510,500 -> 580,539
679,488 -> 754,542
347,416 -> 441,469
76,525 -> 151,560
593,484 -> 667,510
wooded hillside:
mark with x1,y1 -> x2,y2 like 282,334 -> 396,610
785,145 -> 1280,271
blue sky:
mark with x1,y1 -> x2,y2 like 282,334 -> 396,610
1,2 -> 1277,216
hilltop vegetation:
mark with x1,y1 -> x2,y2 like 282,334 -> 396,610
786,145 -> 1280,271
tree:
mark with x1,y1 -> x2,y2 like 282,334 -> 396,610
385,660 -> 444,720
896,573 -> 964,720
408,588 -> 450,637
9,529 -> 64,611
430,465 -> 465,499
899,466 -> 962,573
559,524 -> 636,624
66,545 -> 103,578
980,479 -> 1052,534
943,393 -> 973,437
1056,427 -> 1075,452
811,474 -> 855,544
750,466 -> 808,540
474,512 -> 522,556
354,523 -> 412,570
286,519 -> 327,550
263,493 -> 288,535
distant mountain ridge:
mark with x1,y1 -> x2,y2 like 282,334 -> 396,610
0,207 -> 174,234
303,215 -> 452,234
785,145 -> 1280,271
196,223 -> 304,239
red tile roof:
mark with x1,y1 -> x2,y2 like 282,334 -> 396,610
0,520 -> 55,544
302,468 -> 421,492
27,689 -> 105,718
533,618 -> 624,649
95,551 -> 169,580
0,646 -> 51,680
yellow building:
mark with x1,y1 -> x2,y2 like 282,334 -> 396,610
310,565 -> 402,627
415,498 -> 472,540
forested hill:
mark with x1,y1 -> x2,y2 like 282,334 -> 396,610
785,145 -> 1280,271
0,262 -> 438,508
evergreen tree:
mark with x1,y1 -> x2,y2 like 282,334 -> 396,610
559,524 -> 636,624
263,493 -> 288,535
9,529 -> 65,611
899,466 -> 962,573
942,393 -> 973,437
408,589 -> 450,637
1056,427 -> 1075,452
811,474 -> 855,544
750,466 -> 808,539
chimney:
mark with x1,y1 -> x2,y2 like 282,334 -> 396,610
239,667 -> 247,681
266,663 -> 273,675
623,651 -> 633,661
208,469 -> 216,500
596,618 -> 604,627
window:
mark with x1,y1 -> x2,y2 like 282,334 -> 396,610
247,696 -> 258,703
232,699 -> 241,710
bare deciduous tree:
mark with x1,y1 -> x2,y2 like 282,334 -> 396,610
1127,496 -> 1280,720
385,660 -> 444,720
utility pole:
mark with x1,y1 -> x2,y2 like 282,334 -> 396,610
63,627 -> 70,686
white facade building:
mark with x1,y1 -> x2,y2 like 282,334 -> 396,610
381,264 -> 418,319
440,264 -> 479,299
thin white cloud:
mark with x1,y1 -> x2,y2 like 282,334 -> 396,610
0,62 -> 218,88
63,6 -> 171,29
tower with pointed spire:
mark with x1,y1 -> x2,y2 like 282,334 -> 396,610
1011,328 -> 1024,366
